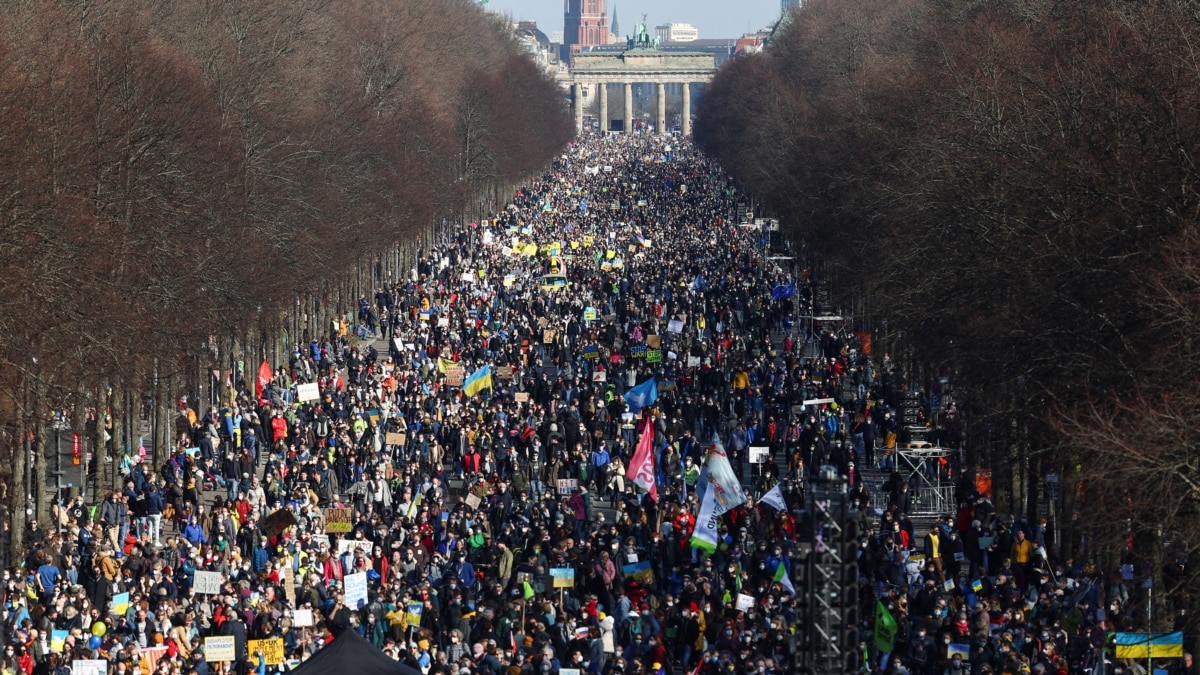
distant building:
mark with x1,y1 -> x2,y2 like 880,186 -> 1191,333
655,23 -> 699,43
563,0 -> 613,61
610,5 -> 620,38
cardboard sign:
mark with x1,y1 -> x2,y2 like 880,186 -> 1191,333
514,392 -> 530,403
749,447 -> 771,465
262,509 -> 298,538
193,571 -> 224,595
464,493 -> 482,510
736,593 -> 756,612
343,571 -> 368,609
549,567 -> 576,588
646,335 -> 662,349
543,330 -> 556,344
446,367 -> 465,387
385,432 -> 406,446
204,636 -> 237,662
296,382 -> 320,403
282,565 -> 295,602
248,639 -> 285,665
324,508 -> 353,533
495,366 -> 514,380
292,609 -> 314,627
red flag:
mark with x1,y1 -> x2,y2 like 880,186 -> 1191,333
625,419 -> 658,502
256,359 -> 273,397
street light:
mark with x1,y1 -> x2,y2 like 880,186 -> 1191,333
50,415 -> 68,536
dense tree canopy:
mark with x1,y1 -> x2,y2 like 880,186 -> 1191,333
695,0 -> 1200,625
0,0 -> 570,386
0,0 -> 571,542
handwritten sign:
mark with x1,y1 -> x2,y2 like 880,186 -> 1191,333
296,383 -> 320,403
248,639 -> 285,665
446,367 -> 465,387
204,636 -> 237,662
343,572 -> 368,609
749,447 -> 771,465
557,479 -> 578,495
464,493 -> 482,510
324,508 -> 353,533
646,349 -> 662,364
495,366 -> 514,380
514,392 -> 530,403
385,432 -> 406,446
193,571 -> 224,595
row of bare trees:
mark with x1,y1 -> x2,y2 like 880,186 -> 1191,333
0,0 -> 571,557
695,0 -> 1200,627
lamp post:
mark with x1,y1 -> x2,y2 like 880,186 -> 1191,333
51,415 -> 67,536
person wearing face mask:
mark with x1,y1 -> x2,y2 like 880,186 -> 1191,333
908,625 -> 933,675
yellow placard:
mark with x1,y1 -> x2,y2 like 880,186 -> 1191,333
248,639 -> 285,666
606,250 -> 616,260
583,235 -> 594,247
570,241 -> 580,250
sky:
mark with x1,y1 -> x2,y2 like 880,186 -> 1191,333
480,0 -> 782,41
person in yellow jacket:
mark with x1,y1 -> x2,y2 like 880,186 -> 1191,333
1011,528 -> 1034,589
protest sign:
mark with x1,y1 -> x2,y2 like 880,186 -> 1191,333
324,508 -> 353,533
193,571 -> 223,595
204,637 -> 236,662
343,572 -> 368,608
550,567 -> 575,588
296,383 -> 320,403
248,639 -> 285,666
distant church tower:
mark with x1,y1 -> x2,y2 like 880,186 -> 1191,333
563,0 -> 610,60
610,5 -> 620,39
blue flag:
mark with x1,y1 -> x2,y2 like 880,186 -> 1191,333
624,378 -> 658,414
771,282 -> 796,301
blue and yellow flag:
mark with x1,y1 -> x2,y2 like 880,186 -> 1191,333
463,365 -> 493,397
1115,632 -> 1183,659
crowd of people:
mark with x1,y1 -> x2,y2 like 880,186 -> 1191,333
1,131 -> 1188,675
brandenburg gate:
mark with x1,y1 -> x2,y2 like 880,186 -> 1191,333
569,45 -> 717,137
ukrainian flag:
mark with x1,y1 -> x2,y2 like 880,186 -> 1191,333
438,357 -> 457,374
463,365 -> 493,397
1115,632 -> 1184,659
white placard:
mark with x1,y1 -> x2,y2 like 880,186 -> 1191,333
296,382 -> 320,403
687,356 -> 701,368
592,371 -> 606,382
667,319 -> 684,333
73,661 -> 108,675
343,571 -> 368,609
736,593 -> 755,612
193,570 -> 224,595
667,351 -> 677,360
749,447 -> 771,465
438,317 -> 450,327
292,609 -> 314,627
802,398 -> 836,406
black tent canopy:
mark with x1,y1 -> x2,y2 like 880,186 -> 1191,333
288,628 -> 422,675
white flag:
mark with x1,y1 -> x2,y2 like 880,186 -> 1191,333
759,483 -> 787,511
690,486 -> 719,553
705,438 -> 747,516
